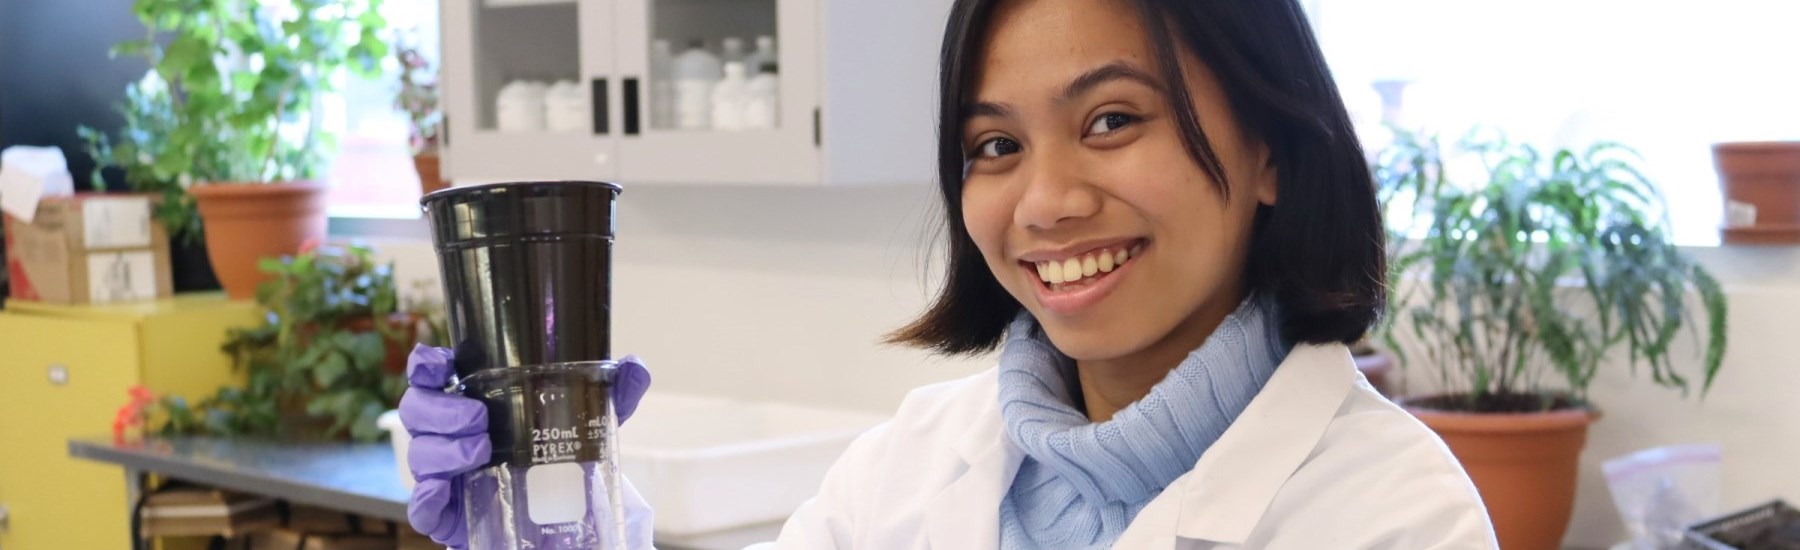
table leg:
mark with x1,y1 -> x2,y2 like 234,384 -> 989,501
125,468 -> 145,550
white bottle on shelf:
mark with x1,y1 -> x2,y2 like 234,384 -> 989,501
543,80 -> 588,133
497,80 -> 549,133
743,35 -> 777,78
711,62 -> 751,131
720,37 -> 747,67
650,39 -> 677,130
673,40 -> 722,130
744,62 -> 779,129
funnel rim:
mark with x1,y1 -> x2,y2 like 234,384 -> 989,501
419,180 -> 623,206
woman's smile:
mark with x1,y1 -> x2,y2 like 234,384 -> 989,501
1018,238 -> 1147,316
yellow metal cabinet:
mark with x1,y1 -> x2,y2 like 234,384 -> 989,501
0,295 -> 258,550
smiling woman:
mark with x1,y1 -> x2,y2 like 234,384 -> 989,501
398,0 -> 1504,547
783,0 -> 1493,547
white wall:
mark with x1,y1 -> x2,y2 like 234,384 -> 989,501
364,186 -> 1800,548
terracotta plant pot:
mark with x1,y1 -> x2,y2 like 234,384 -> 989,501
1403,399 -> 1595,550
1713,141 -> 1800,245
413,152 -> 449,196
190,182 -> 328,300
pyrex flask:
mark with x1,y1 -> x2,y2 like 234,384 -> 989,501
421,181 -> 628,550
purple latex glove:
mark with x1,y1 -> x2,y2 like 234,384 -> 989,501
400,344 -> 652,549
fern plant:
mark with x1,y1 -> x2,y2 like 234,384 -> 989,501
1374,129 -> 1728,412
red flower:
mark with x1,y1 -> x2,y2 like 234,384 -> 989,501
113,386 -> 156,442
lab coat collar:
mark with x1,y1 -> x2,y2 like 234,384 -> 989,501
922,343 -> 1357,549
1172,343 -> 1357,544
925,374 -> 1019,550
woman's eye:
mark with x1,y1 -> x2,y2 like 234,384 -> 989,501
976,137 -> 1022,158
1086,113 -> 1137,136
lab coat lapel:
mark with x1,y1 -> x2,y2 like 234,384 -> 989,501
1111,344 -> 1358,548
1177,344 -> 1357,543
924,387 -> 1020,550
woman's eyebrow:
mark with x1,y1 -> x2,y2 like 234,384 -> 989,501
962,101 -> 1016,121
960,61 -> 1161,122
1059,60 -> 1164,104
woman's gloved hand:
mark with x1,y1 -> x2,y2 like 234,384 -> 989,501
399,344 -> 652,549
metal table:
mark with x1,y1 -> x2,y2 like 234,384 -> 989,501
69,436 -> 780,549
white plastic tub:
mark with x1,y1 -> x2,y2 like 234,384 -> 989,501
379,410 -> 415,490
618,393 -> 886,536
381,394 -> 885,536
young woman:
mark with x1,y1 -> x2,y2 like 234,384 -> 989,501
403,0 -> 1498,547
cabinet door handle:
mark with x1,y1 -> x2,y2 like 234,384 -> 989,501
591,78 -> 610,135
623,78 -> 641,136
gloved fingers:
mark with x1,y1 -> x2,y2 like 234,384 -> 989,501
408,477 -> 461,540
407,345 -> 456,389
399,388 -> 487,437
409,433 -> 491,479
613,354 -> 651,425
436,507 -> 469,549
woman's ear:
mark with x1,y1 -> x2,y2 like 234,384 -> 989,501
1254,147 -> 1278,206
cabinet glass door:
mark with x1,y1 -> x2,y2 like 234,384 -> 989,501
612,0 -> 821,185
442,0 -> 617,183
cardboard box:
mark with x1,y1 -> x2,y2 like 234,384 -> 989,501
285,505 -> 397,536
3,193 -> 172,304
139,486 -> 280,538
246,529 -> 398,550
395,529 -> 440,550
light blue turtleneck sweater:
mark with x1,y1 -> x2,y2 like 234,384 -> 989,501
996,298 -> 1288,549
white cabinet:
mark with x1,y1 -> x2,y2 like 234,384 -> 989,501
441,0 -> 617,182
441,0 -> 950,186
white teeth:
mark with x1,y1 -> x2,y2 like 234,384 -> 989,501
1035,244 -> 1140,288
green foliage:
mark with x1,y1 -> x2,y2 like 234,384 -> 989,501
80,0 -> 389,241
1374,129 -> 1728,411
157,243 -> 414,441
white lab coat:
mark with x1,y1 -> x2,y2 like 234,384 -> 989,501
764,343 -> 1499,549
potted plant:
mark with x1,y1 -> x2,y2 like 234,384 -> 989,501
1713,141 -> 1800,245
82,0 -> 389,300
394,30 -> 447,196
118,243 -> 433,442
1373,129 -> 1729,550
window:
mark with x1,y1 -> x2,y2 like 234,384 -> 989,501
321,0 -> 440,219
1305,0 -> 1800,245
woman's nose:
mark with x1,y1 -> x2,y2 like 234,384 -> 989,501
1013,147 -> 1103,231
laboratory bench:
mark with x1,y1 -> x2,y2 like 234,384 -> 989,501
68,436 -> 783,550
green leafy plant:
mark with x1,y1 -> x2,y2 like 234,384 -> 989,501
144,243 -> 419,441
1374,128 -> 1728,412
81,0 -> 389,240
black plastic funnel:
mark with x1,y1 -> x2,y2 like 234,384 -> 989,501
422,180 -> 622,467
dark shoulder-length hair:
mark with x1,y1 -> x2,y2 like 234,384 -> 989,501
888,0 -> 1387,355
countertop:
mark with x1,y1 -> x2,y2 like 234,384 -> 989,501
68,436 -> 779,549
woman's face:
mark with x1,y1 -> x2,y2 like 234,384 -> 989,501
960,0 -> 1277,361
